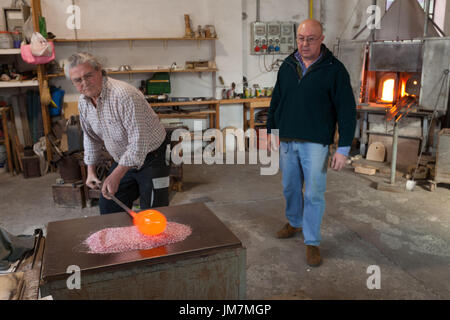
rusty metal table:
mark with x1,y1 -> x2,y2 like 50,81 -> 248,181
40,202 -> 246,299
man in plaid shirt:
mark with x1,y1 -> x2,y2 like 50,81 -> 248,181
66,52 -> 170,214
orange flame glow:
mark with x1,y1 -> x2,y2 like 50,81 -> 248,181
401,81 -> 406,97
381,79 -> 395,102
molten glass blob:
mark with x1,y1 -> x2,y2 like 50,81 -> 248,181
133,210 -> 167,236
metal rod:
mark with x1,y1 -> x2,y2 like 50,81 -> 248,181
390,121 -> 399,184
352,24 -> 368,40
108,193 -> 135,218
430,18 -> 446,37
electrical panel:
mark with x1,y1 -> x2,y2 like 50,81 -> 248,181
280,22 -> 296,54
267,22 -> 281,54
250,22 -> 267,55
251,21 -> 297,55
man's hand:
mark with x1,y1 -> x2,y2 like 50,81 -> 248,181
267,134 -> 279,151
331,152 -> 347,171
101,172 -> 121,199
101,165 -> 130,199
86,174 -> 101,189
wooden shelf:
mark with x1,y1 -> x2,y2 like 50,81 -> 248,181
150,100 -> 219,107
157,110 -> 216,119
0,80 -> 39,88
52,37 -> 218,42
220,98 -> 271,104
253,122 -> 267,127
0,48 -> 21,55
46,68 -> 218,79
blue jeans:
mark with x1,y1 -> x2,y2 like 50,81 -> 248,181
279,141 -> 329,246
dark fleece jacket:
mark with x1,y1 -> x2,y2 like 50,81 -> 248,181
267,44 -> 356,147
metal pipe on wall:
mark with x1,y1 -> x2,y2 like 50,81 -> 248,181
424,0 -> 430,37
370,0 -> 377,41
256,0 -> 260,22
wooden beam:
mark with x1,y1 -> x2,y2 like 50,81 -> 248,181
31,0 -> 53,168
0,107 -> 14,175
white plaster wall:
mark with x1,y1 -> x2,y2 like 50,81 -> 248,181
39,0 -> 243,131
242,0 -> 308,90
434,0 -> 446,33
0,0 -> 448,132
241,0 -> 385,90
443,0 -> 450,35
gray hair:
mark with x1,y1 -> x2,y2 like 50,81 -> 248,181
64,52 -> 106,79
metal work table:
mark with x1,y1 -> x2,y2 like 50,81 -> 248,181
40,202 -> 246,299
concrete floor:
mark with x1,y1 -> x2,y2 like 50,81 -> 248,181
0,160 -> 449,299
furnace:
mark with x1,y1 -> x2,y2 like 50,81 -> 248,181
39,203 -> 246,299
336,0 -> 450,170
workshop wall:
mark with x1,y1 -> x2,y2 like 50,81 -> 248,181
0,0 -> 448,132
40,0 -> 243,130
241,0 -> 380,90
444,1 -> 450,35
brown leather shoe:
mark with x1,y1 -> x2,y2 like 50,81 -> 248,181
276,223 -> 302,239
306,245 -> 322,267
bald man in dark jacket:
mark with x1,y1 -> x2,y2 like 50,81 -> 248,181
268,19 -> 356,267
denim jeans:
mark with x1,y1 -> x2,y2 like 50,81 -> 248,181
279,141 -> 329,246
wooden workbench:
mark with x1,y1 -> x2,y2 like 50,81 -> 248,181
149,100 -> 220,129
149,98 -> 272,131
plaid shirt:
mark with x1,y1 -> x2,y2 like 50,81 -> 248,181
78,77 -> 166,170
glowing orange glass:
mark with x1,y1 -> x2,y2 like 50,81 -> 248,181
133,210 -> 167,236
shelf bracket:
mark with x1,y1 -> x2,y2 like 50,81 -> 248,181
163,40 -> 168,49
129,40 -> 133,50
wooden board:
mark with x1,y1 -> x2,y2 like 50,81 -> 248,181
18,96 -> 33,147
355,166 -> 377,175
366,142 -> 386,162
0,272 -> 25,300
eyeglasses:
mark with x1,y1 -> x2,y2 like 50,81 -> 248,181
297,36 -> 320,44
71,72 -> 95,85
